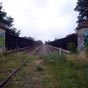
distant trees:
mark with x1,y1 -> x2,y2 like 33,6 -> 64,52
9,27 -> 20,36
36,40 -> 43,45
0,2 -> 20,36
23,36 -> 43,45
75,0 -> 88,23
23,36 -> 35,41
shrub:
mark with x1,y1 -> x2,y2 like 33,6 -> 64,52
68,42 -> 77,54
36,66 -> 44,71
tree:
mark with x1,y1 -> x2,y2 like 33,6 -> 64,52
36,40 -> 43,45
0,2 -> 7,23
0,3 -> 20,36
74,0 -> 88,23
9,27 -> 20,36
3,16 -> 13,27
23,36 -> 34,41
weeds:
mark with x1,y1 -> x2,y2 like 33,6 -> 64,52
44,52 -> 88,88
36,66 -> 44,72
1,52 -> 88,88
0,52 -> 30,83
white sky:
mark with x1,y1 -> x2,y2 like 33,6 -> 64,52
1,0 -> 78,42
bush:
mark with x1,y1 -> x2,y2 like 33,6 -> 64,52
36,66 -> 44,71
84,46 -> 88,56
68,42 -> 77,54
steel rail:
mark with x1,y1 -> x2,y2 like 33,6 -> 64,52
47,45 -> 70,54
0,62 -> 26,88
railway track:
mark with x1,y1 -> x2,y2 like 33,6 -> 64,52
0,45 -> 42,88
27,44 -> 70,56
0,62 -> 26,88
1,44 -> 70,56
47,45 -> 70,54
0,45 -> 38,56
0,44 -> 70,88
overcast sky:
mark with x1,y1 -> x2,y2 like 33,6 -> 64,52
1,0 -> 78,42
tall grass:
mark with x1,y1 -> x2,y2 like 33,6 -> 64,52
0,52 -> 30,83
44,52 -> 88,88
1,52 -> 88,88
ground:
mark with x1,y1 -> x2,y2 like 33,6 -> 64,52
1,44 -> 88,88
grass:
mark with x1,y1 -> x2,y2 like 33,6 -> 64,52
1,51 -> 88,88
44,52 -> 88,88
36,65 -> 44,71
0,52 -> 30,83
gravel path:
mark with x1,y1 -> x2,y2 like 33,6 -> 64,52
28,44 -> 58,57
3,44 -> 58,88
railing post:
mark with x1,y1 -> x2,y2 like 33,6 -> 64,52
58,48 -> 62,58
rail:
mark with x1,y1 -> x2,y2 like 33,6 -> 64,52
0,45 -> 38,54
0,61 -> 26,88
48,45 -> 70,54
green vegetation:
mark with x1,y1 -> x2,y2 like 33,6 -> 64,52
0,52 -> 30,83
0,36 -> 5,47
44,52 -> 88,88
0,3 -> 20,36
75,0 -> 88,23
68,42 -> 77,54
0,52 -> 88,88
36,65 -> 44,72
84,46 -> 88,56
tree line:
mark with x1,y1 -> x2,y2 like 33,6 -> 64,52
0,2 -> 20,36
